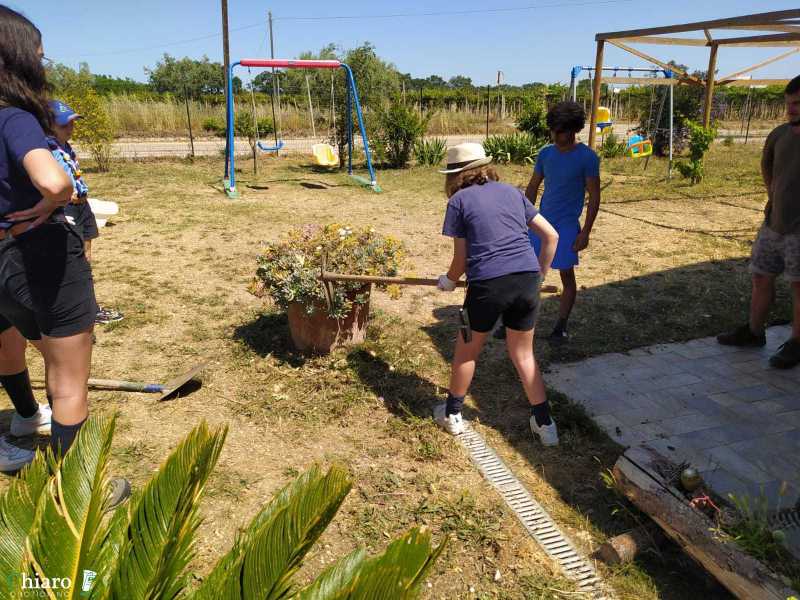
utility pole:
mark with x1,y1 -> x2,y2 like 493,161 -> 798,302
268,10 -> 280,153
221,0 -> 231,178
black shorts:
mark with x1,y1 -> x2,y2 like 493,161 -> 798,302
64,201 -> 99,242
466,271 -> 541,333
0,222 -> 97,340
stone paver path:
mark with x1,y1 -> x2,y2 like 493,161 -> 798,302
547,325 -> 800,511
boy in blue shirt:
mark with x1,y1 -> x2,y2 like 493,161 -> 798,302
526,101 -> 600,341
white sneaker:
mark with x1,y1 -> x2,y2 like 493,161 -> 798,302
433,403 -> 465,436
10,404 -> 52,436
0,435 -> 34,472
530,416 -> 559,446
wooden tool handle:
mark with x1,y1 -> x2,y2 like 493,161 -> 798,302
30,378 -> 163,393
321,272 -> 467,287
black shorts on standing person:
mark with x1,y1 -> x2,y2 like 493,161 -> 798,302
65,200 -> 99,243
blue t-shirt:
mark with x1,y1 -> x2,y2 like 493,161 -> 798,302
442,180 -> 540,282
534,143 -> 599,224
0,107 -> 48,219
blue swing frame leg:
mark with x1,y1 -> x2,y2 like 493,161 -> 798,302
224,61 -> 380,198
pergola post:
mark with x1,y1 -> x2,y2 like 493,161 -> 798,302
588,39 -> 605,148
703,43 -> 719,128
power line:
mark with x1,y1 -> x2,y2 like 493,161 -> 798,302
274,0 -> 638,21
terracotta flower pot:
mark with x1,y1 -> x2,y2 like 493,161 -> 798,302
286,288 -> 371,354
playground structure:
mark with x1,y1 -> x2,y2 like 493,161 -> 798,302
571,65 -> 674,169
588,9 -> 800,150
223,59 -> 380,198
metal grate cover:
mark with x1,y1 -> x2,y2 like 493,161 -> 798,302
457,422 -> 615,599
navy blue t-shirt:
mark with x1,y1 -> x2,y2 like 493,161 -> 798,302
0,107 -> 48,218
442,180 -> 540,281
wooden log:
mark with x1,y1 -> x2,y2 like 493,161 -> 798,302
613,446 -> 797,600
593,523 -> 666,565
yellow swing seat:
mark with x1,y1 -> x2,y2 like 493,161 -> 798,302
313,143 -> 339,167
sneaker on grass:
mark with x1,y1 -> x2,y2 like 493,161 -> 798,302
10,403 -> 52,436
432,403 -> 464,436
529,416 -> 559,447
716,323 -> 766,347
96,306 -> 124,325
770,338 -> 800,369
0,435 -> 34,472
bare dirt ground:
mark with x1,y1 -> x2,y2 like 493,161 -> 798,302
1,145 -> 792,598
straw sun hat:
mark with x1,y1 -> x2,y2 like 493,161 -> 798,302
438,142 -> 493,174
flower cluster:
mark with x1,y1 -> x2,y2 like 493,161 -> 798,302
254,224 -> 406,318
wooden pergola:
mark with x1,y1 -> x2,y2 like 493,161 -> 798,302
588,9 -> 800,147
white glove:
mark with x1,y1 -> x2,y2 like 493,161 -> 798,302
437,274 -> 458,292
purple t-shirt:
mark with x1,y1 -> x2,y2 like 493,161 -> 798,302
442,180 -> 540,282
0,107 -> 48,218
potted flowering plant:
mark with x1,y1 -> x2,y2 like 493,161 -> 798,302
252,224 -> 405,353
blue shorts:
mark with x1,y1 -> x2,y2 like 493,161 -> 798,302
529,221 -> 579,270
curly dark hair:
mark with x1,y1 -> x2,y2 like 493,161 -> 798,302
0,5 -> 51,131
787,74 -> 800,96
546,101 -> 585,134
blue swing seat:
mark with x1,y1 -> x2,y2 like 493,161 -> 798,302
257,140 -> 285,152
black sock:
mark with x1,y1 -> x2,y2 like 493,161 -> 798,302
47,394 -> 53,409
0,370 -> 38,418
531,402 -> 552,427
446,393 -> 464,416
51,417 -> 86,457
554,318 -> 568,333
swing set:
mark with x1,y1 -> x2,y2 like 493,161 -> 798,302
223,58 -> 380,198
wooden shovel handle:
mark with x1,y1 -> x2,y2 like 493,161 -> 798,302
321,272 -> 559,294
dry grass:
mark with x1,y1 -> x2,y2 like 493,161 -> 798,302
1,144 -> 789,598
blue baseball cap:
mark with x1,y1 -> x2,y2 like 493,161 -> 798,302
49,100 -> 81,126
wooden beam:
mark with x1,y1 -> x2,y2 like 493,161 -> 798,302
588,39 -> 604,149
714,32 -> 800,45
596,9 -> 800,40
607,40 -> 704,86
717,48 -> 800,83
703,29 -> 714,43
716,24 -> 800,33
613,446 -> 798,600
602,76 -> 677,85
616,35 -> 707,46
720,78 -> 791,87
703,44 -> 719,127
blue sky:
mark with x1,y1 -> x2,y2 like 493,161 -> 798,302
13,0 -> 800,85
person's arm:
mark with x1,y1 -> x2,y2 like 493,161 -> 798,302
84,240 -> 92,262
761,131 -> 776,198
6,149 -> 72,229
446,237 -> 467,282
528,214 -> 558,280
525,172 -> 544,206
574,176 -> 600,252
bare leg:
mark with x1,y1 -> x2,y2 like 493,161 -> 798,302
558,268 -> 577,322
36,327 -> 93,426
505,327 -> 547,407
448,330 -> 489,397
0,327 -> 27,376
749,273 -> 776,334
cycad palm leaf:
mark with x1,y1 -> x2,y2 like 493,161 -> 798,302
0,453 -> 50,600
293,549 -> 366,600
25,416 -> 116,599
191,465 -> 352,600
107,421 -> 226,600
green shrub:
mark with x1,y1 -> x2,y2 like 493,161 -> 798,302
201,117 -> 224,135
516,95 -> 548,138
483,133 -> 546,165
723,135 -> 735,147
0,415 -> 445,598
599,132 -> 627,159
413,137 -> 447,166
62,86 -> 115,172
675,119 -> 717,184
374,101 -> 431,168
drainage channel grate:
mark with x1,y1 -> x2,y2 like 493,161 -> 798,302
458,422 -> 614,599
769,507 -> 800,531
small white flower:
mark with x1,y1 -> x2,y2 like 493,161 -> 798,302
337,228 -> 347,236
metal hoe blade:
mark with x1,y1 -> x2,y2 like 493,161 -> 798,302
158,361 -> 209,401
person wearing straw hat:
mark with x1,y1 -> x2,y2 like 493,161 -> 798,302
434,143 -> 561,445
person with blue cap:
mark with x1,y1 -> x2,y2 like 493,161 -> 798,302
48,99 -> 122,325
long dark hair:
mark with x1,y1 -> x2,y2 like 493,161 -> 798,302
0,6 -> 51,131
